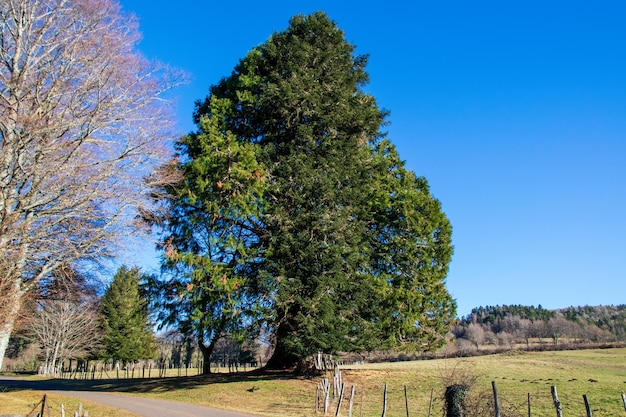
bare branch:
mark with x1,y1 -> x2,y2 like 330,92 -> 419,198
0,0 -> 185,369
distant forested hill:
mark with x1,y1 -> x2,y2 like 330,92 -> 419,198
453,304 -> 626,349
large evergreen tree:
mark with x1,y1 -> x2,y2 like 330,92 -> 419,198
155,12 -> 455,371
148,97 -> 269,373
101,266 -> 157,365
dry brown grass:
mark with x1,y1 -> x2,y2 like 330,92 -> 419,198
3,347 -> 625,417
0,388 -> 141,417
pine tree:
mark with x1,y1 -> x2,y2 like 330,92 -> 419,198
101,267 -> 157,365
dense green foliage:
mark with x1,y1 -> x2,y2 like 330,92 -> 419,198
100,267 -> 157,364
561,304 -> 626,338
155,12 -> 455,370
462,304 -> 556,325
148,96 -> 270,373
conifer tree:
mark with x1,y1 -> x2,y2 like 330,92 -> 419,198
155,12 -> 456,371
101,267 -> 157,365
148,96 -> 269,373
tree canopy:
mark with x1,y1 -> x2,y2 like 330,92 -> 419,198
154,11 -> 455,371
146,94 -> 269,374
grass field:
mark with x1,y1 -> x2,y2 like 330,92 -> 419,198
338,349 -> 626,417
0,388 -> 141,417
2,348 -> 625,417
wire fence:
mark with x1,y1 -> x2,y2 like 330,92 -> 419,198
14,394 -> 89,417
315,366 -> 626,417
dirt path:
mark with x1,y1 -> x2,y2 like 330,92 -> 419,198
0,377 -> 260,417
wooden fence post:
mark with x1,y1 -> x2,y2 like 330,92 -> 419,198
404,385 -> 410,417
492,381 -> 500,417
527,393 -> 531,417
360,386 -> 364,417
40,394 -> 47,417
335,383 -> 345,417
324,378 -> 331,415
427,387 -> 433,417
583,394 -> 592,417
551,385 -> 563,417
348,385 -> 355,417
381,383 -> 388,417
333,365 -> 342,401
337,365 -> 343,396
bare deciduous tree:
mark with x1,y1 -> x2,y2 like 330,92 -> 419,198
0,0 -> 182,369
29,299 -> 101,375
517,318 -> 533,348
464,322 -> 486,348
546,315 -> 576,346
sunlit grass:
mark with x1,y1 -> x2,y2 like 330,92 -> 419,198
339,348 -> 626,417
0,389 -> 141,417
5,348 -> 625,417
131,348 -> 626,417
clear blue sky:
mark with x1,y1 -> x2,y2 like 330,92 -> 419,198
120,0 -> 626,317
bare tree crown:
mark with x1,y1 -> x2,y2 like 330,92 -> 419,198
0,0 -> 183,370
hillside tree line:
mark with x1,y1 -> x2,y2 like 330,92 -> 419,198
453,304 -> 626,349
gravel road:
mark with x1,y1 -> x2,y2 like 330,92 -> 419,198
0,377 -> 260,417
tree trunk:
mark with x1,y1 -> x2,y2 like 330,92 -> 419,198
50,339 -> 62,375
0,290 -> 22,372
265,345 -> 299,370
264,328 -> 302,371
199,343 -> 212,374
198,335 -> 220,375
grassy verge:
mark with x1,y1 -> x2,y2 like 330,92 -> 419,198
4,348 -> 625,417
0,389 -> 141,417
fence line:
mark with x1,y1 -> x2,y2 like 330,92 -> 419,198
54,360 -> 260,380
22,394 -> 89,417
314,368 -> 626,417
